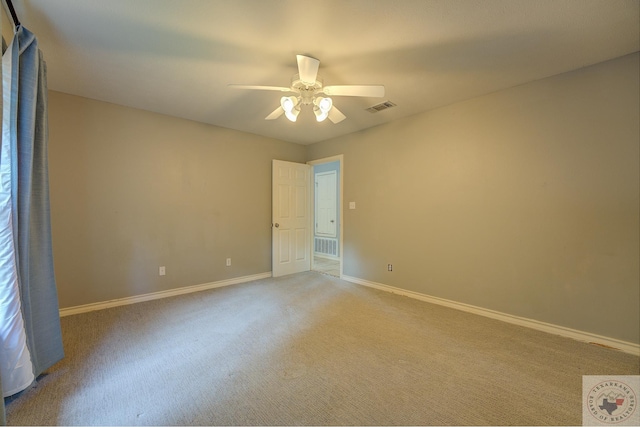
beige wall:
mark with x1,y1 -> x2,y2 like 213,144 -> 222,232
307,53 -> 640,344
1,4 -> 12,44
48,92 -> 306,308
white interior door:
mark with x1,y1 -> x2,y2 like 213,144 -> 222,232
315,171 -> 337,237
272,160 -> 311,277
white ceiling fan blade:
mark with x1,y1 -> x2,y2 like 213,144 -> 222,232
323,85 -> 385,98
228,84 -> 292,92
265,106 -> 284,120
296,55 -> 320,85
328,106 -> 346,124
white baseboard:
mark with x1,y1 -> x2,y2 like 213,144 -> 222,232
342,275 -> 640,356
59,272 -> 272,317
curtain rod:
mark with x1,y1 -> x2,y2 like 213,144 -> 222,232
5,0 -> 21,28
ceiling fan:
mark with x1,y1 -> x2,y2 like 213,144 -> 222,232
229,55 -> 385,124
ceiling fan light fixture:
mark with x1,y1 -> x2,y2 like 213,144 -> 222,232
281,95 -> 298,112
313,96 -> 332,122
317,96 -> 333,112
281,96 -> 301,122
314,108 -> 328,122
285,109 -> 300,122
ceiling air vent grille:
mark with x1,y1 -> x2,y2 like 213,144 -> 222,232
366,101 -> 396,113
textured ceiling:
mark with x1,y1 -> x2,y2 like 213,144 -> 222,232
5,0 -> 639,145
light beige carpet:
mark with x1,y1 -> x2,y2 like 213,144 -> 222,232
5,272 -> 639,425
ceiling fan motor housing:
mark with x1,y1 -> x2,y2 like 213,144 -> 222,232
291,74 -> 323,105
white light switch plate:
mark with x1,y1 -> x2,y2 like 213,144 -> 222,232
349,202 -> 356,209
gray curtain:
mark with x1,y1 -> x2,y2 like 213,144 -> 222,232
0,32 -> 6,427
1,25 -> 64,423
0,372 -> 4,426
12,26 -> 64,377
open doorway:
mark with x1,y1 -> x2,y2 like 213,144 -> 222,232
308,155 -> 343,278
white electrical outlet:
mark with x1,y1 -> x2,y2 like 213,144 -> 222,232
226,258 -> 231,267
387,264 -> 393,272
159,266 -> 166,276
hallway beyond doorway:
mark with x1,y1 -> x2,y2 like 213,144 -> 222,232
313,256 -> 340,278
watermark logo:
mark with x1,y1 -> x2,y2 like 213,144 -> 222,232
583,375 -> 639,426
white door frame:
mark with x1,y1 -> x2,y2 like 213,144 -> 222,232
307,155 -> 344,278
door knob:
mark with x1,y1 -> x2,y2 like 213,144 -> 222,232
274,223 -> 280,228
